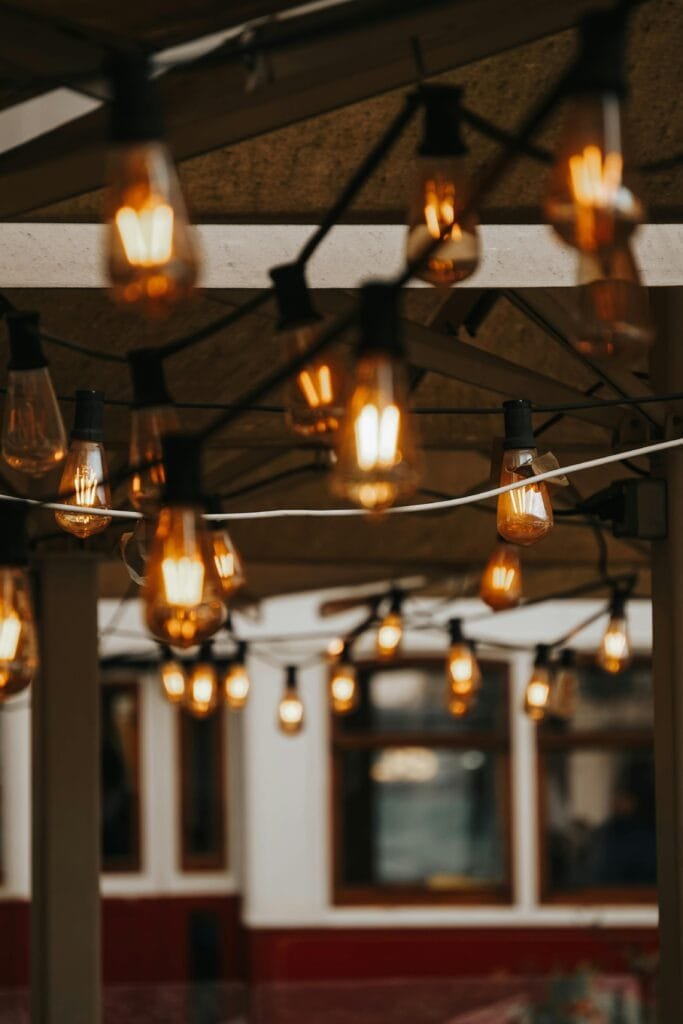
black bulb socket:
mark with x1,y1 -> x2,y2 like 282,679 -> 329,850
610,591 -> 628,618
198,641 -> 214,664
572,8 -> 629,98
6,311 -> 48,371
72,389 -> 105,442
108,49 -> 164,143
286,665 -> 298,690
270,263 -> 322,331
357,283 -> 403,359
534,643 -> 551,667
129,348 -> 172,408
161,433 -> 205,506
448,617 -> 466,645
0,504 -> 30,567
559,647 -> 576,669
235,640 -> 247,665
502,399 -> 536,451
418,84 -> 468,158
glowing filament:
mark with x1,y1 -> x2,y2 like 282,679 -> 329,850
162,664 -> 185,701
280,695 -> 303,725
297,364 -> 334,410
492,566 -> 515,591
73,464 -> 100,508
0,612 -> 21,661
161,556 -> 204,607
569,146 -> 623,208
423,180 -> 462,241
214,550 -> 235,580
355,404 -> 400,471
116,201 -> 174,267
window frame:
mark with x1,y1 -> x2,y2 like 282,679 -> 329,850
537,654 -> 656,906
178,707 -> 228,873
100,675 -> 143,874
331,654 -> 513,907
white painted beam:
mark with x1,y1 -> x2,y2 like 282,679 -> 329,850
0,222 -> 682,289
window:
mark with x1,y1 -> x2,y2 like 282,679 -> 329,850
538,657 -> 656,903
101,679 -> 141,872
179,710 -> 227,871
332,656 -> 512,905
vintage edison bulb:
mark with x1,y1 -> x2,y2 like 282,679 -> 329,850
376,612 -> 402,659
129,404 -> 181,513
551,650 -> 579,719
55,441 -> 112,538
106,142 -> 199,313
143,505 -> 225,648
574,246 -> 654,361
211,527 -> 246,597
497,449 -> 553,546
333,353 -> 420,511
546,93 -> 643,254
480,543 -> 522,610
185,661 -> 218,719
406,157 -> 479,287
447,644 -> 481,699
0,568 -> 38,700
447,695 -> 471,719
160,656 -> 186,704
284,323 -> 345,437
2,367 -> 66,477
597,610 -> 631,674
329,661 -> 358,715
223,663 -> 251,710
524,664 -> 551,722
279,684 -> 304,735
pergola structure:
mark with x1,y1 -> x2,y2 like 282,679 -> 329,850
0,0 -> 682,1021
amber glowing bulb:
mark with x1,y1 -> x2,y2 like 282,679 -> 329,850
447,695 -> 472,719
0,506 -> 38,701
185,645 -> 218,718
128,349 -> 180,514
332,284 -> 421,511
55,390 -> 112,539
574,245 -> 654,360
524,645 -> 552,722
480,541 -> 523,611
2,312 -> 66,478
496,400 -> 553,546
207,499 -> 246,598
105,52 -> 199,314
597,591 -> 631,674
545,11 -> 642,255
376,590 -> 403,659
551,648 -> 580,719
406,86 -> 479,287
223,641 -> 250,710
446,618 -> 481,700
278,666 -> 304,735
329,644 -> 358,715
159,646 -> 186,704
271,263 -> 345,437
142,435 -> 225,648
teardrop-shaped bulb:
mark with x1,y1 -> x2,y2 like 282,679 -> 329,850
55,440 -> 112,538
497,448 -> 553,546
129,404 -> 181,513
211,527 -> 246,597
406,155 -> 479,287
3,368 -> 67,477
283,323 -> 346,437
278,674 -> 304,735
329,661 -> 358,715
550,650 -> 579,719
160,656 -> 186,704
142,505 -> 225,648
480,543 -> 523,610
597,612 -> 631,674
0,567 -> 38,700
223,662 -> 251,710
185,659 -> 218,719
574,246 -> 654,360
447,643 -> 481,699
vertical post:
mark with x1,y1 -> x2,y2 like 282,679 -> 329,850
32,553 -> 101,1024
650,288 -> 683,1021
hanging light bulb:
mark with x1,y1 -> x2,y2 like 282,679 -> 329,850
446,695 -> 472,719
143,435 -> 225,648
551,648 -> 580,719
128,349 -> 180,513
271,263 -> 345,437
597,591 -> 631,674
0,506 -> 38,700
105,51 -> 199,314
159,645 -> 186,704
332,283 -> 421,511
376,589 -> 403,659
524,645 -> 552,722
480,540 -> 523,610
326,637 -> 345,660
446,618 -> 481,700
329,643 -> 359,715
545,9 -> 643,255
278,665 -> 305,735
406,85 -> 479,287
496,400 -> 553,546
223,640 -> 251,710
55,390 -> 112,539
1,312 -> 66,477
185,644 -> 218,718
574,245 -> 654,360
207,498 -> 246,598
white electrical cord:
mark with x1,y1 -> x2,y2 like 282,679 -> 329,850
0,434 -> 679,522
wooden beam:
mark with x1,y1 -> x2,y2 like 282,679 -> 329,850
0,0 -> 612,216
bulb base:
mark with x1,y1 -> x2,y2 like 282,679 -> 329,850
357,283 -> 403,358
107,50 -> 164,142
129,348 -> 172,408
71,389 -> 105,442
270,263 -> 321,331
418,85 -> 468,157
161,433 -> 204,506
572,8 -> 628,98
6,312 -> 48,371
502,399 -> 536,451
0,505 -> 29,567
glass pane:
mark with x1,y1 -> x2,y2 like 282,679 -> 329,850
337,660 -> 508,735
543,748 -> 656,894
338,747 -> 507,891
543,659 -> 653,734
101,682 -> 140,871
180,712 -> 226,870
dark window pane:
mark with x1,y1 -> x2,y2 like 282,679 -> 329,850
338,660 -> 508,736
180,712 -> 226,871
338,747 -> 508,892
543,748 -> 656,894
101,682 -> 141,872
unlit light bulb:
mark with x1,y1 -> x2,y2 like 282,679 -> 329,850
574,245 -> 654,361
55,390 -> 112,539
480,542 -> 522,610
551,648 -> 579,719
